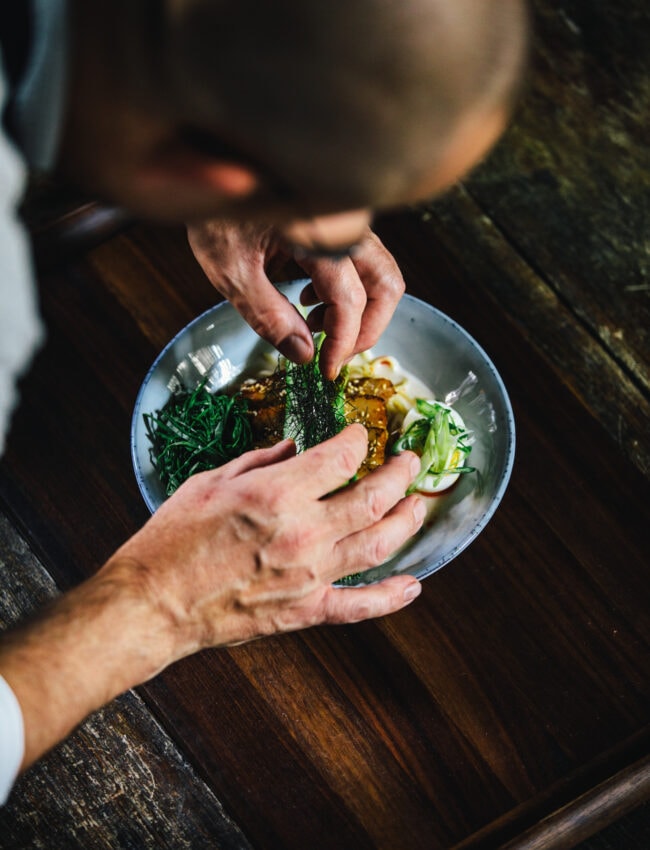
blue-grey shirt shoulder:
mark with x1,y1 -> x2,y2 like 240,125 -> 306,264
10,0 -> 69,171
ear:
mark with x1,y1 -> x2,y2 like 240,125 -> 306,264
140,145 -> 260,199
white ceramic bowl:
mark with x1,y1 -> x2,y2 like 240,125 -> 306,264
131,281 -> 515,583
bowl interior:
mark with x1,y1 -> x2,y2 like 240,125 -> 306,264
131,281 -> 515,582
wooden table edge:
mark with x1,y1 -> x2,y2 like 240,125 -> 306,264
453,743 -> 650,850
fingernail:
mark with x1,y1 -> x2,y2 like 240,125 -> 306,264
281,334 -> 313,363
320,359 -> 341,380
413,498 -> 426,525
409,453 -> 422,479
403,582 -> 422,603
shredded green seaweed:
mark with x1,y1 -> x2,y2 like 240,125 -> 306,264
144,335 -> 348,497
283,336 -> 347,452
144,384 -> 253,496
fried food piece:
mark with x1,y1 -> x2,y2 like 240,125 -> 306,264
344,395 -> 388,431
239,376 -> 284,405
248,404 -> 284,446
239,372 -> 393,475
346,377 -> 395,402
240,375 -> 286,447
344,394 -> 389,476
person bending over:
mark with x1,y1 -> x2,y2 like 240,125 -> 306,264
0,0 -> 528,800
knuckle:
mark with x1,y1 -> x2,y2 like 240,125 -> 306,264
235,480 -> 261,509
346,598 -> 376,624
360,482 -> 388,524
337,435 -> 367,478
356,601 -> 377,623
286,602 -> 324,630
391,273 -> 406,298
347,283 -> 368,312
367,532 -> 394,565
272,527 -> 305,560
249,307 -> 291,341
263,484 -> 288,515
234,481 -> 282,525
386,451 -> 417,485
381,269 -> 405,300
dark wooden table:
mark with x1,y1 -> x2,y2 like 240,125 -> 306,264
1,1 -> 649,848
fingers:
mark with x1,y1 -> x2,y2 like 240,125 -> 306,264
229,279 -> 315,364
329,493 -> 425,579
321,575 -> 422,624
264,435 -> 423,582
297,230 -> 405,378
218,439 -> 297,479
348,231 -> 405,352
256,424 -> 371,501
259,422 -> 417,502
223,573 -> 422,642
187,220 -> 314,364
189,220 -> 404,379
321,448 -> 421,533
298,256 -> 366,379
228,428 -> 422,555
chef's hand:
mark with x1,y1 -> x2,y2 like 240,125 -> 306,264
0,425 -> 424,773
115,424 -> 424,654
187,220 -> 405,379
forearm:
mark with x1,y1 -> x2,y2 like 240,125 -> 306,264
0,558 -> 174,771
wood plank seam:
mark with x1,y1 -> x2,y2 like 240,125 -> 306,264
421,187 -> 650,478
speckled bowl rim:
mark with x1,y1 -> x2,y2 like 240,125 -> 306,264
131,283 -> 516,582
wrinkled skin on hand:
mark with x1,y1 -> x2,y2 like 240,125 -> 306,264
113,425 -> 424,660
187,220 -> 406,380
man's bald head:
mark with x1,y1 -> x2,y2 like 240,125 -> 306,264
155,0 -> 528,208
64,0 -> 528,219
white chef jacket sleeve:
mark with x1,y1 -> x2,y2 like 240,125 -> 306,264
0,53 -> 45,456
0,673 -> 24,804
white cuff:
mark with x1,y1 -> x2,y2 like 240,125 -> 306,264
0,673 -> 24,804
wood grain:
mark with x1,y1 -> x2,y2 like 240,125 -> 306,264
437,0 -> 650,478
500,755 -> 650,850
0,513 -> 252,850
2,214 -> 647,849
1,0 -> 649,847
